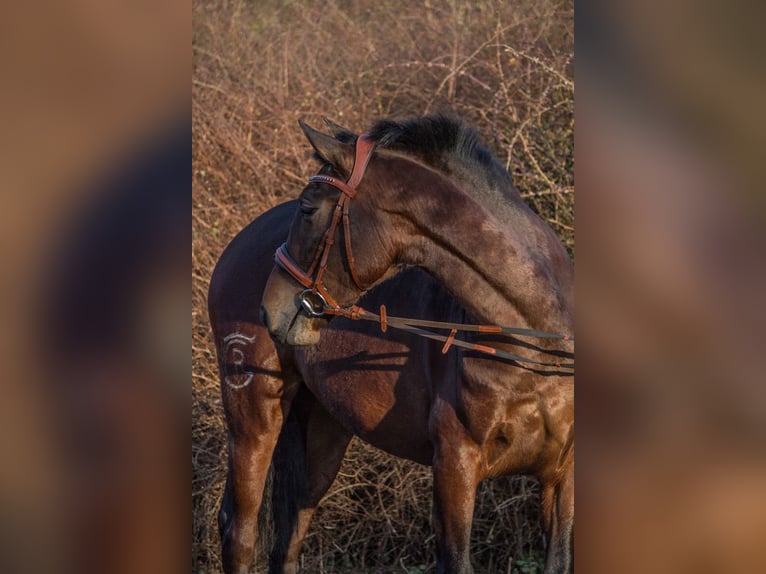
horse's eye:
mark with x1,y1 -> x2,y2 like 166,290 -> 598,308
299,202 -> 318,216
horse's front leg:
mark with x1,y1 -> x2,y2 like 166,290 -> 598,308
431,405 -> 482,574
541,440 -> 574,574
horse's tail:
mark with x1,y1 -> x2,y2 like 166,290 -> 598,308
254,461 -> 274,563
258,386 -> 309,567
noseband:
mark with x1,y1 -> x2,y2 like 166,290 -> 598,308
274,135 -> 376,317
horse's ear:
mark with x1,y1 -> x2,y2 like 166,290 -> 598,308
299,119 -> 354,175
321,116 -> 353,138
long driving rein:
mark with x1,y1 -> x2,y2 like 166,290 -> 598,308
274,136 -> 574,370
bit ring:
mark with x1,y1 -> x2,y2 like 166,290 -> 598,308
300,289 -> 328,317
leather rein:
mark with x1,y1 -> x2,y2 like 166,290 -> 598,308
274,136 -> 574,370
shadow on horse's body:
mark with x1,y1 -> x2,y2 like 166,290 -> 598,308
211,116 -> 574,574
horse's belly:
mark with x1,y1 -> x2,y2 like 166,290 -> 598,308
299,330 -> 434,466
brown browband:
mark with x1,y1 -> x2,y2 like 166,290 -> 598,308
306,174 -> 356,198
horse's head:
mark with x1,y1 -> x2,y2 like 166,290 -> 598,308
261,120 -> 407,345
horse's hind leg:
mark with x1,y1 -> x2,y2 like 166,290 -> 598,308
269,387 -> 351,574
220,430 -> 279,574
215,323 -> 298,574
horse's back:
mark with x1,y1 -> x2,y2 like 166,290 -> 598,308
208,200 -> 297,328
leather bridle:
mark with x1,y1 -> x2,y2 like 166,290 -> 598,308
274,135 -> 376,318
272,134 -> 574,370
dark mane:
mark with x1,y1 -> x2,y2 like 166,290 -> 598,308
360,115 -> 515,200
332,115 -> 492,169
329,115 -> 517,201
369,115 -> 495,170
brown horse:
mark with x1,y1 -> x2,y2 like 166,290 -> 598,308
211,116 -> 573,573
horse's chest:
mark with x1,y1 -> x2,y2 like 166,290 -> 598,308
299,335 -> 434,465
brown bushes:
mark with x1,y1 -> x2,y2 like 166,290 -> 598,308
193,0 -> 572,571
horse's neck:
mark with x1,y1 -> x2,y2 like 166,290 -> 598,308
399,172 -> 573,334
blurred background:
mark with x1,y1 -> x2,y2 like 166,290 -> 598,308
193,0 -> 572,572
576,0 -> 766,572
0,1 -> 188,573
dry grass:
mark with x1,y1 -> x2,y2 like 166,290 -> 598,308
193,0 -> 572,571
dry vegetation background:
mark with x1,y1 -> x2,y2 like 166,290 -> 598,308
193,0 -> 573,572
